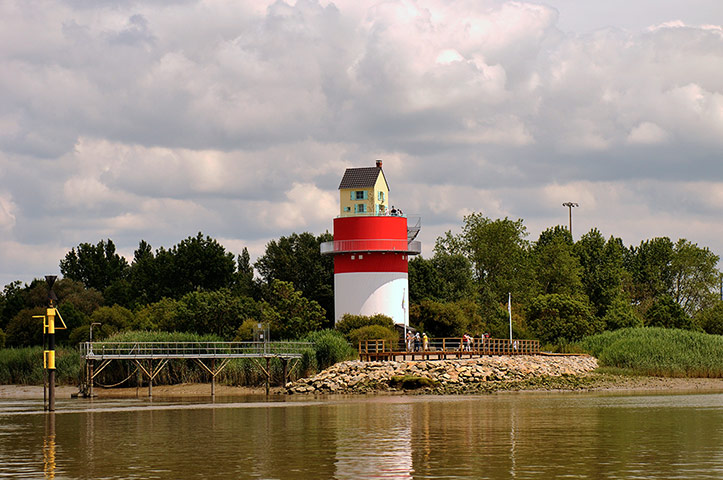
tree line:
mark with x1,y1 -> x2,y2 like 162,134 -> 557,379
0,214 -> 721,350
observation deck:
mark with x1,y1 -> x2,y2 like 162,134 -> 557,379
320,239 -> 421,255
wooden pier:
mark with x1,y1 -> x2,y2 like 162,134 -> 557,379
358,337 -> 540,361
79,341 -> 311,397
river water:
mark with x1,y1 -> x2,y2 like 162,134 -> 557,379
0,391 -> 721,479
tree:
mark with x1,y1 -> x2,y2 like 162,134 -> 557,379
625,237 -> 675,309
59,239 -> 129,291
5,307 -> 45,346
575,230 -> 627,317
409,253 -> 474,303
601,296 -> 643,330
235,247 -> 257,298
532,226 -> 583,296
259,280 -> 325,340
436,213 -> 532,306
255,232 -> 334,327
168,232 -> 237,295
176,289 -> 259,339
670,239 -> 720,316
695,301 -> 723,335
133,297 -> 183,331
1,281 -> 26,330
645,295 -> 695,330
526,294 -> 601,344
410,299 -> 467,338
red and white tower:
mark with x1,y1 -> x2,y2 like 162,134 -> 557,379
321,160 -> 421,326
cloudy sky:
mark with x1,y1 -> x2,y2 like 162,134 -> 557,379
2,0 -> 723,287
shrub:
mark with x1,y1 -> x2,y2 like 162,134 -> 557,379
302,329 -> 356,370
347,325 -> 399,350
335,313 -> 394,335
602,297 -> 643,330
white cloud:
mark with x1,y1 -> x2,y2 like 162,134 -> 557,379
1,0 -> 723,286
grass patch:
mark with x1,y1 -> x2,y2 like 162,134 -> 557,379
578,327 -> 723,378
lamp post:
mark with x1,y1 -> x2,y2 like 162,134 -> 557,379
88,323 -> 101,398
562,202 -> 579,238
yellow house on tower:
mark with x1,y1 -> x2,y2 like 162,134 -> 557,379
338,160 -> 389,216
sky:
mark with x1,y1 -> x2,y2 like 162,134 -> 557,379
1,0 -> 723,287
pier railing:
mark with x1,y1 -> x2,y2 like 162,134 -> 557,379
358,337 -> 540,360
80,341 -> 312,360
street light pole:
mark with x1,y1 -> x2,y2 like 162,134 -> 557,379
88,323 -> 101,398
562,202 -> 579,238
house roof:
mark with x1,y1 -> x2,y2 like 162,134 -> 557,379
338,167 -> 389,190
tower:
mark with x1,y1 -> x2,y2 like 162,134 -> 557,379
321,160 -> 421,326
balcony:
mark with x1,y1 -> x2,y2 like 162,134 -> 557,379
320,239 -> 422,255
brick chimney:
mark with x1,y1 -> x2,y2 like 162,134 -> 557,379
376,159 -> 382,168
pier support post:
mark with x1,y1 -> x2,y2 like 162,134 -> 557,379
211,359 -> 215,397
265,357 -> 270,396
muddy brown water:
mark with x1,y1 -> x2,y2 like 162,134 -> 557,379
0,391 -> 721,479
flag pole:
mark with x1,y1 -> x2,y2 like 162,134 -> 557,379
508,292 -> 513,342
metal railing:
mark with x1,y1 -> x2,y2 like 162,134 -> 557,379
80,341 -> 312,359
320,239 -> 422,254
358,337 -> 540,358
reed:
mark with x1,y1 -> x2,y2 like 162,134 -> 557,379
579,327 -> 723,378
0,347 -> 80,385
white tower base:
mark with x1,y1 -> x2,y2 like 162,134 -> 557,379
334,272 -> 409,326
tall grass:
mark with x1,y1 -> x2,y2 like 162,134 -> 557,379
0,347 -> 80,385
579,327 -> 723,378
0,330 -> 356,387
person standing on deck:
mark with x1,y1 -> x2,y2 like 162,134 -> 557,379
422,332 -> 428,351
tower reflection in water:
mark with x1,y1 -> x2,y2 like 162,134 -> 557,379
335,402 -> 413,479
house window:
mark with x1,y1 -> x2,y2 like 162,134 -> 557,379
353,190 -> 367,200
343,206 -> 351,212
378,191 -> 385,202
355,204 -> 366,213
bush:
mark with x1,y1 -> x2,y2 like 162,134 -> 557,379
302,330 -> 356,370
579,327 -> 723,377
347,325 -> 399,350
335,313 -> 394,335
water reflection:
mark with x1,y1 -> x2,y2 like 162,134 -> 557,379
0,392 -> 721,479
42,413 -> 55,480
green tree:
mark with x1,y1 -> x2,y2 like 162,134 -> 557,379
532,226 -> 583,296
409,253 -> 474,303
601,296 -> 643,330
255,232 -> 334,327
175,289 -> 259,339
259,280 -> 325,340
645,295 -> 696,330
133,297 -> 182,331
526,294 -> 601,344
436,213 -> 532,306
670,239 -> 720,316
5,307 -> 45,346
168,232 -> 237,295
625,237 -> 675,309
1,281 -> 27,330
575,230 -> 627,317
695,301 -> 723,335
59,239 -> 129,291
235,247 -> 257,298
410,299 -> 467,338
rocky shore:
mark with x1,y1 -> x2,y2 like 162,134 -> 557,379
287,355 -> 601,394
